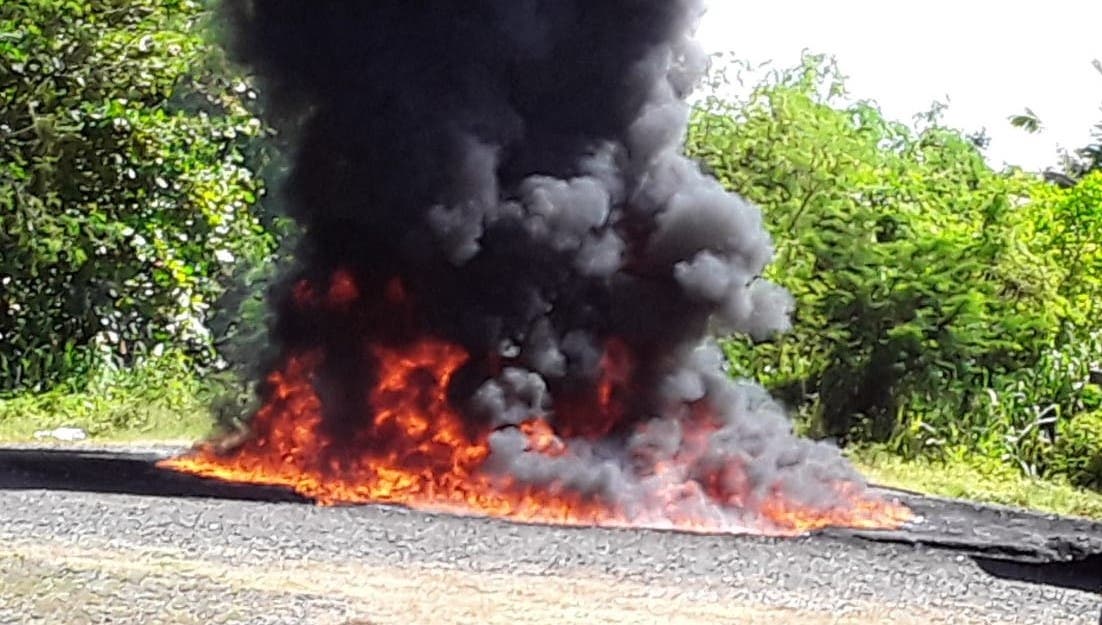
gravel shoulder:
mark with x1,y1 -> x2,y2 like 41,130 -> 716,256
0,539 -> 949,625
1,485 -> 1099,625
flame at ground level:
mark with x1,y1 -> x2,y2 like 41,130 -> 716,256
158,338 -> 912,536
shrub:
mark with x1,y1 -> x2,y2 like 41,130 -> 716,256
1022,171 -> 1102,327
692,55 -> 1102,488
0,0 -> 274,393
691,55 -> 1057,445
1052,410 -> 1102,489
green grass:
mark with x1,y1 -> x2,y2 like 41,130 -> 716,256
0,398 -> 212,443
850,445 -> 1102,520
0,354 -> 217,443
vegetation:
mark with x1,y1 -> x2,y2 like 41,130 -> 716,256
688,55 -> 1102,492
0,0 -> 275,395
851,445 -> 1102,520
1,6 -> 1100,515
0,349 -> 212,441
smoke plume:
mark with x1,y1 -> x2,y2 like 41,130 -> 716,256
219,0 -> 872,527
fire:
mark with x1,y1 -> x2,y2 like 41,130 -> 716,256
194,2 -> 918,542
159,274 -> 911,535
162,337 -> 613,524
518,420 -> 566,458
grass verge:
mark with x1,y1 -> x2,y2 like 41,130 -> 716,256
0,354 -> 217,443
0,398 -> 212,443
849,445 -> 1102,520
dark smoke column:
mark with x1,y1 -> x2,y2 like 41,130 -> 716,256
225,0 -> 868,524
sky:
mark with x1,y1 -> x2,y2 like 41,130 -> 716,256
695,0 -> 1102,172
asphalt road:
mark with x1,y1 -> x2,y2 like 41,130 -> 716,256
1,482 -> 1099,625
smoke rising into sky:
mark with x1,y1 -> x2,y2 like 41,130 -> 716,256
195,0 -> 907,530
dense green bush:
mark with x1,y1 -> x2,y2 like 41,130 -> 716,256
690,55 -> 1101,486
1022,171 -> 1102,324
0,0 -> 274,393
1052,410 -> 1102,489
692,56 -> 1051,435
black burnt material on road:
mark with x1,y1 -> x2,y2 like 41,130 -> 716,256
833,488 -> 1102,563
0,447 -> 309,504
2,446 -> 1100,594
828,488 -> 1102,593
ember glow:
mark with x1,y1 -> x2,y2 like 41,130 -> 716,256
161,1 -> 912,536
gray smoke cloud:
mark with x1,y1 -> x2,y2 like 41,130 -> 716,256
224,0 -> 871,529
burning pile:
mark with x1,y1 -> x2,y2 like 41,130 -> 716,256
160,0 -> 911,535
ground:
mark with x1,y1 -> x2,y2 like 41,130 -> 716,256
0,487 -> 1097,625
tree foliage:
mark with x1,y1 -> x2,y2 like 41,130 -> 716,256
689,55 -> 1102,487
0,0 -> 274,393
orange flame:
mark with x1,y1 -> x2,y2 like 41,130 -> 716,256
162,339 -> 616,525
518,420 -> 566,457
159,275 -> 911,536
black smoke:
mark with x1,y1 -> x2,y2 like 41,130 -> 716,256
223,0 -> 867,524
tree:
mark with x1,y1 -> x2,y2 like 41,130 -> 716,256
687,55 -> 1071,456
0,0 -> 274,393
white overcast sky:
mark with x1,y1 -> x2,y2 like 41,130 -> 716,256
696,0 -> 1102,172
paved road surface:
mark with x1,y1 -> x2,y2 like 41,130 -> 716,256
1,487 -> 1098,625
